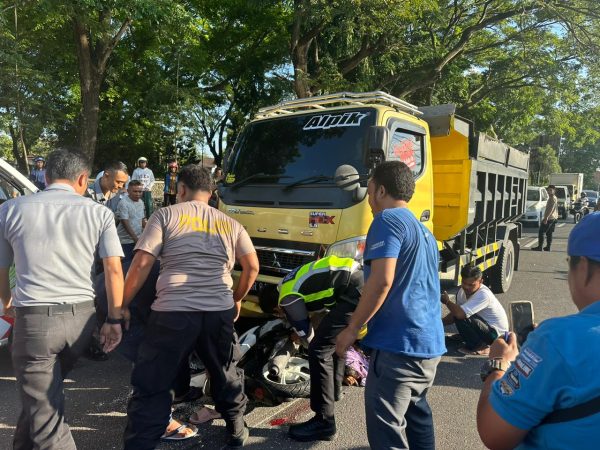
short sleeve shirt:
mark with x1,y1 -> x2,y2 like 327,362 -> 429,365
116,195 -> 145,244
360,207 -> 446,358
490,301 -> 600,449
135,200 -> 255,312
456,284 -> 509,334
0,184 -> 123,306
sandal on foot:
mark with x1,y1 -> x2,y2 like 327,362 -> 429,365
189,406 -> 221,425
161,420 -> 198,441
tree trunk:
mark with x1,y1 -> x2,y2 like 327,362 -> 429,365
8,125 -> 28,173
72,13 -> 131,162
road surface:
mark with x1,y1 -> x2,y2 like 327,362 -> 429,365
0,221 -> 576,449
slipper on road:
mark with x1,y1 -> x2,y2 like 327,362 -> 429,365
161,420 -> 198,441
189,406 -> 221,425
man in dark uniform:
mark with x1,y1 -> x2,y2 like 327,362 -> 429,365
260,255 -> 363,442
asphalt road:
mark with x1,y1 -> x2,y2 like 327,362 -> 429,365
0,220 -> 577,450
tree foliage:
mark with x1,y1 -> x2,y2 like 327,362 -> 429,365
0,0 -> 598,178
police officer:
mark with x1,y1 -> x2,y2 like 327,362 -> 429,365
261,255 -> 363,442
29,156 -> 46,190
478,212 -> 600,449
0,148 -> 124,450
122,164 -> 258,449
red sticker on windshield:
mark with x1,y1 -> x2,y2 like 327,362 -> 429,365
309,212 -> 335,228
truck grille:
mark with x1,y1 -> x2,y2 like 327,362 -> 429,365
255,246 -> 316,274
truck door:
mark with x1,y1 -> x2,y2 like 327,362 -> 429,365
385,118 -> 434,233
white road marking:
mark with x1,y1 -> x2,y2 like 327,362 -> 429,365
523,239 -> 539,249
557,223 -> 565,228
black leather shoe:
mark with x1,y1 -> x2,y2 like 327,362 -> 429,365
531,246 -> 543,251
543,247 -> 551,251
288,416 -> 336,442
222,426 -> 249,449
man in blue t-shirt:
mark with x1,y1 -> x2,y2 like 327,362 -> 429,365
336,161 -> 446,450
478,212 -> 600,449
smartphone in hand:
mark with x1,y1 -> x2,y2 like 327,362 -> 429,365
508,301 -> 535,347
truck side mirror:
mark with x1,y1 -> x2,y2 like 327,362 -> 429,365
364,126 -> 388,168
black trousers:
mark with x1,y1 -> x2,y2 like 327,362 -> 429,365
308,301 -> 355,421
455,314 -> 498,350
124,306 -> 247,450
538,219 -> 557,249
12,302 -> 95,450
163,193 -> 177,207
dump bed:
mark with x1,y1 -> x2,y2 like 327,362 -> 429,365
420,105 -> 529,242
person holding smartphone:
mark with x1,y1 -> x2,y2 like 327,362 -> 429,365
477,212 -> 600,449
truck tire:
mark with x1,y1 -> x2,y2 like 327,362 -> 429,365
490,240 -> 514,294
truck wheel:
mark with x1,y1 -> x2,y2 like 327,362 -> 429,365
490,240 -> 514,294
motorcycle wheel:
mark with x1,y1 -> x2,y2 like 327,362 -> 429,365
259,357 -> 311,399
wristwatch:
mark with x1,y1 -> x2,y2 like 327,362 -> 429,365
105,316 -> 122,325
480,358 -> 511,382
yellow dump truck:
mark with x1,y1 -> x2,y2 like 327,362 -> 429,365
219,92 -> 529,316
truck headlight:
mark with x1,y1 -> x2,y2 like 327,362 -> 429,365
325,236 -> 366,261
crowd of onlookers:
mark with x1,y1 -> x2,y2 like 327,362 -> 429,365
2,148 -> 600,450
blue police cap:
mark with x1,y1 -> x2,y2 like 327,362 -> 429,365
568,212 -> 600,262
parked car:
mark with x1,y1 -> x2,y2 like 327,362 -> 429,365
582,190 -> 599,208
554,185 -> 571,220
0,159 -> 37,349
521,186 -> 549,227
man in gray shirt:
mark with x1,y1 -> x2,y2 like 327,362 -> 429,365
0,148 -> 125,450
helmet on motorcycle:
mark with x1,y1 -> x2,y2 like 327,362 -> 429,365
581,192 -> 587,197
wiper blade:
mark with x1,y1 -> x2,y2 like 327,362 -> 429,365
228,173 -> 290,190
283,175 -> 332,191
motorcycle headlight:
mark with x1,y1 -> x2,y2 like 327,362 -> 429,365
325,236 -> 366,261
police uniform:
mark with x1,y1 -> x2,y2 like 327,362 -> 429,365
279,256 -> 363,426
0,183 -> 123,450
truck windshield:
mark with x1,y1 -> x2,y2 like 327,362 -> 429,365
226,108 -> 375,185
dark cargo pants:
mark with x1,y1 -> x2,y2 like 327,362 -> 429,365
308,300 -> 355,421
12,301 -> 96,450
124,306 -> 247,450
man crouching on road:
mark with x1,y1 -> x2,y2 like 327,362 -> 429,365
477,212 -> 600,449
122,164 -> 259,450
442,265 -> 509,356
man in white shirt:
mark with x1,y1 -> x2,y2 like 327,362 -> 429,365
116,180 -> 146,262
442,265 -> 509,356
131,156 -> 155,218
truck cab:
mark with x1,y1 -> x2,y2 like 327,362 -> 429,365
220,92 -> 528,316
220,93 -> 433,315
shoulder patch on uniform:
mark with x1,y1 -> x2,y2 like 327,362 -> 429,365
515,357 -> 534,378
506,368 -> 521,390
499,380 -> 514,396
522,348 -> 542,365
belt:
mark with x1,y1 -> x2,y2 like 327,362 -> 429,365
17,300 -> 95,316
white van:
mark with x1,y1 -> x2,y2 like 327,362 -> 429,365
0,159 -> 37,348
521,186 -> 548,227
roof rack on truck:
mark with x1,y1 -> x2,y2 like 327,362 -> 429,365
255,91 -> 423,120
